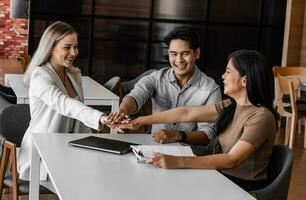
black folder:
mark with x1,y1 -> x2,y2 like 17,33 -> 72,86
69,136 -> 136,154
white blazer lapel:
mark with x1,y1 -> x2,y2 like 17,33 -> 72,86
67,72 -> 84,102
45,63 -> 68,94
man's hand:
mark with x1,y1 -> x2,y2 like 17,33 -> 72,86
152,129 -> 181,144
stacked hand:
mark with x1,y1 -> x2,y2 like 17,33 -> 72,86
107,110 -> 130,124
99,110 -> 143,133
100,115 -> 126,132
101,114 -> 183,169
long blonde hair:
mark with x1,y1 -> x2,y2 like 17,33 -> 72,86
23,21 -> 78,87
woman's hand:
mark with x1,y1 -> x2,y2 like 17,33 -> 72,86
100,115 -> 124,132
117,117 -> 142,131
153,129 -> 180,143
146,153 -> 185,169
107,110 -> 130,124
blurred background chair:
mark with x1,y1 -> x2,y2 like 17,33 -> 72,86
273,66 -> 306,107
275,76 -> 306,149
0,95 -> 11,114
0,104 -> 52,199
0,85 -> 16,104
119,69 -> 156,98
16,55 -> 31,74
273,66 -> 306,143
250,145 -> 293,200
103,76 -> 121,96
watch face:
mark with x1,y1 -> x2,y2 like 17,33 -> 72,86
178,131 -> 186,142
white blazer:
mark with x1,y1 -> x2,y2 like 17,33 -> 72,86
18,63 -> 104,181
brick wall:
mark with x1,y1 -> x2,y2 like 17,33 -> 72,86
0,0 -> 28,59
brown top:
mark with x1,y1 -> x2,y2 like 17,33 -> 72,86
214,99 -> 276,181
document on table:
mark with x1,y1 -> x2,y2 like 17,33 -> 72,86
131,145 -> 195,162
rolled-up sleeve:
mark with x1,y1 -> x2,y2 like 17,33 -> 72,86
196,85 -> 222,140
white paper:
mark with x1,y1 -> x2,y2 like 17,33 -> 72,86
131,145 -> 195,158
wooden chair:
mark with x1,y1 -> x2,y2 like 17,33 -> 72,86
276,76 -> 306,149
272,66 -> 306,135
272,66 -> 306,77
273,66 -> 306,104
16,54 -> 31,73
0,104 -> 52,200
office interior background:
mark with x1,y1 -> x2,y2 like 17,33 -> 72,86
1,0 -> 306,199
2,0 -> 287,89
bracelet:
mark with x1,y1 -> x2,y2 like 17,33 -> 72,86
178,131 -> 187,142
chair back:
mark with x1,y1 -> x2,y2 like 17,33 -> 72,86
0,104 -> 30,147
16,54 -> 31,73
0,95 -> 11,112
250,145 -> 293,200
120,69 -> 156,96
0,91 -> 16,104
276,76 -> 300,117
273,66 -> 306,77
0,84 -> 16,104
104,76 -> 121,95
0,85 -> 15,96
272,66 -> 306,107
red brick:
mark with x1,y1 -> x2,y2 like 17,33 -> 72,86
0,0 -> 28,59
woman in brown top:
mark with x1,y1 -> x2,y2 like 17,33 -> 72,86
114,49 -> 276,191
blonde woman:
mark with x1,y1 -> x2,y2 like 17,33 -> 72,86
18,21 -> 114,181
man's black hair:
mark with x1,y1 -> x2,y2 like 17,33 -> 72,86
164,27 -> 200,51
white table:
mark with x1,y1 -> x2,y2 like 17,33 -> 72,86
4,74 -> 120,133
30,134 -> 255,200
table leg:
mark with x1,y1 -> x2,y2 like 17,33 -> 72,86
30,139 -> 40,200
110,99 -> 119,134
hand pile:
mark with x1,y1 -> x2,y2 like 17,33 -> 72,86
100,111 -> 184,169
100,110 -> 139,133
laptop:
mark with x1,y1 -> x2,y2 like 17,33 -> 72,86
69,136 -> 137,154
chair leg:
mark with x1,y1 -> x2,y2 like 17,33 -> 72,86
289,115 -> 297,149
11,146 -> 18,200
304,119 -> 306,149
0,142 -> 10,198
285,117 -> 290,145
0,141 -> 19,200
298,119 -> 302,135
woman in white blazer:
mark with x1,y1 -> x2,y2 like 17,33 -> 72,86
18,21 -> 112,181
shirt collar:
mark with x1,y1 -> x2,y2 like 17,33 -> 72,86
167,66 -> 201,87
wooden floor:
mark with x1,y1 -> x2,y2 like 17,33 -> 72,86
286,132 -> 306,200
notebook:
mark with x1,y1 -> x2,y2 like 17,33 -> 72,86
69,136 -> 137,154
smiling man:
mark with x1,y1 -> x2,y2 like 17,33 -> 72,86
111,27 -> 221,153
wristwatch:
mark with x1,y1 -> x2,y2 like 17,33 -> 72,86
178,131 -> 187,142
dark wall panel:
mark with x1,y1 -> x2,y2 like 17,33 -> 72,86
29,0 -> 286,85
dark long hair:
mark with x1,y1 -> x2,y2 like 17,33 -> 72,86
217,50 -> 276,134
